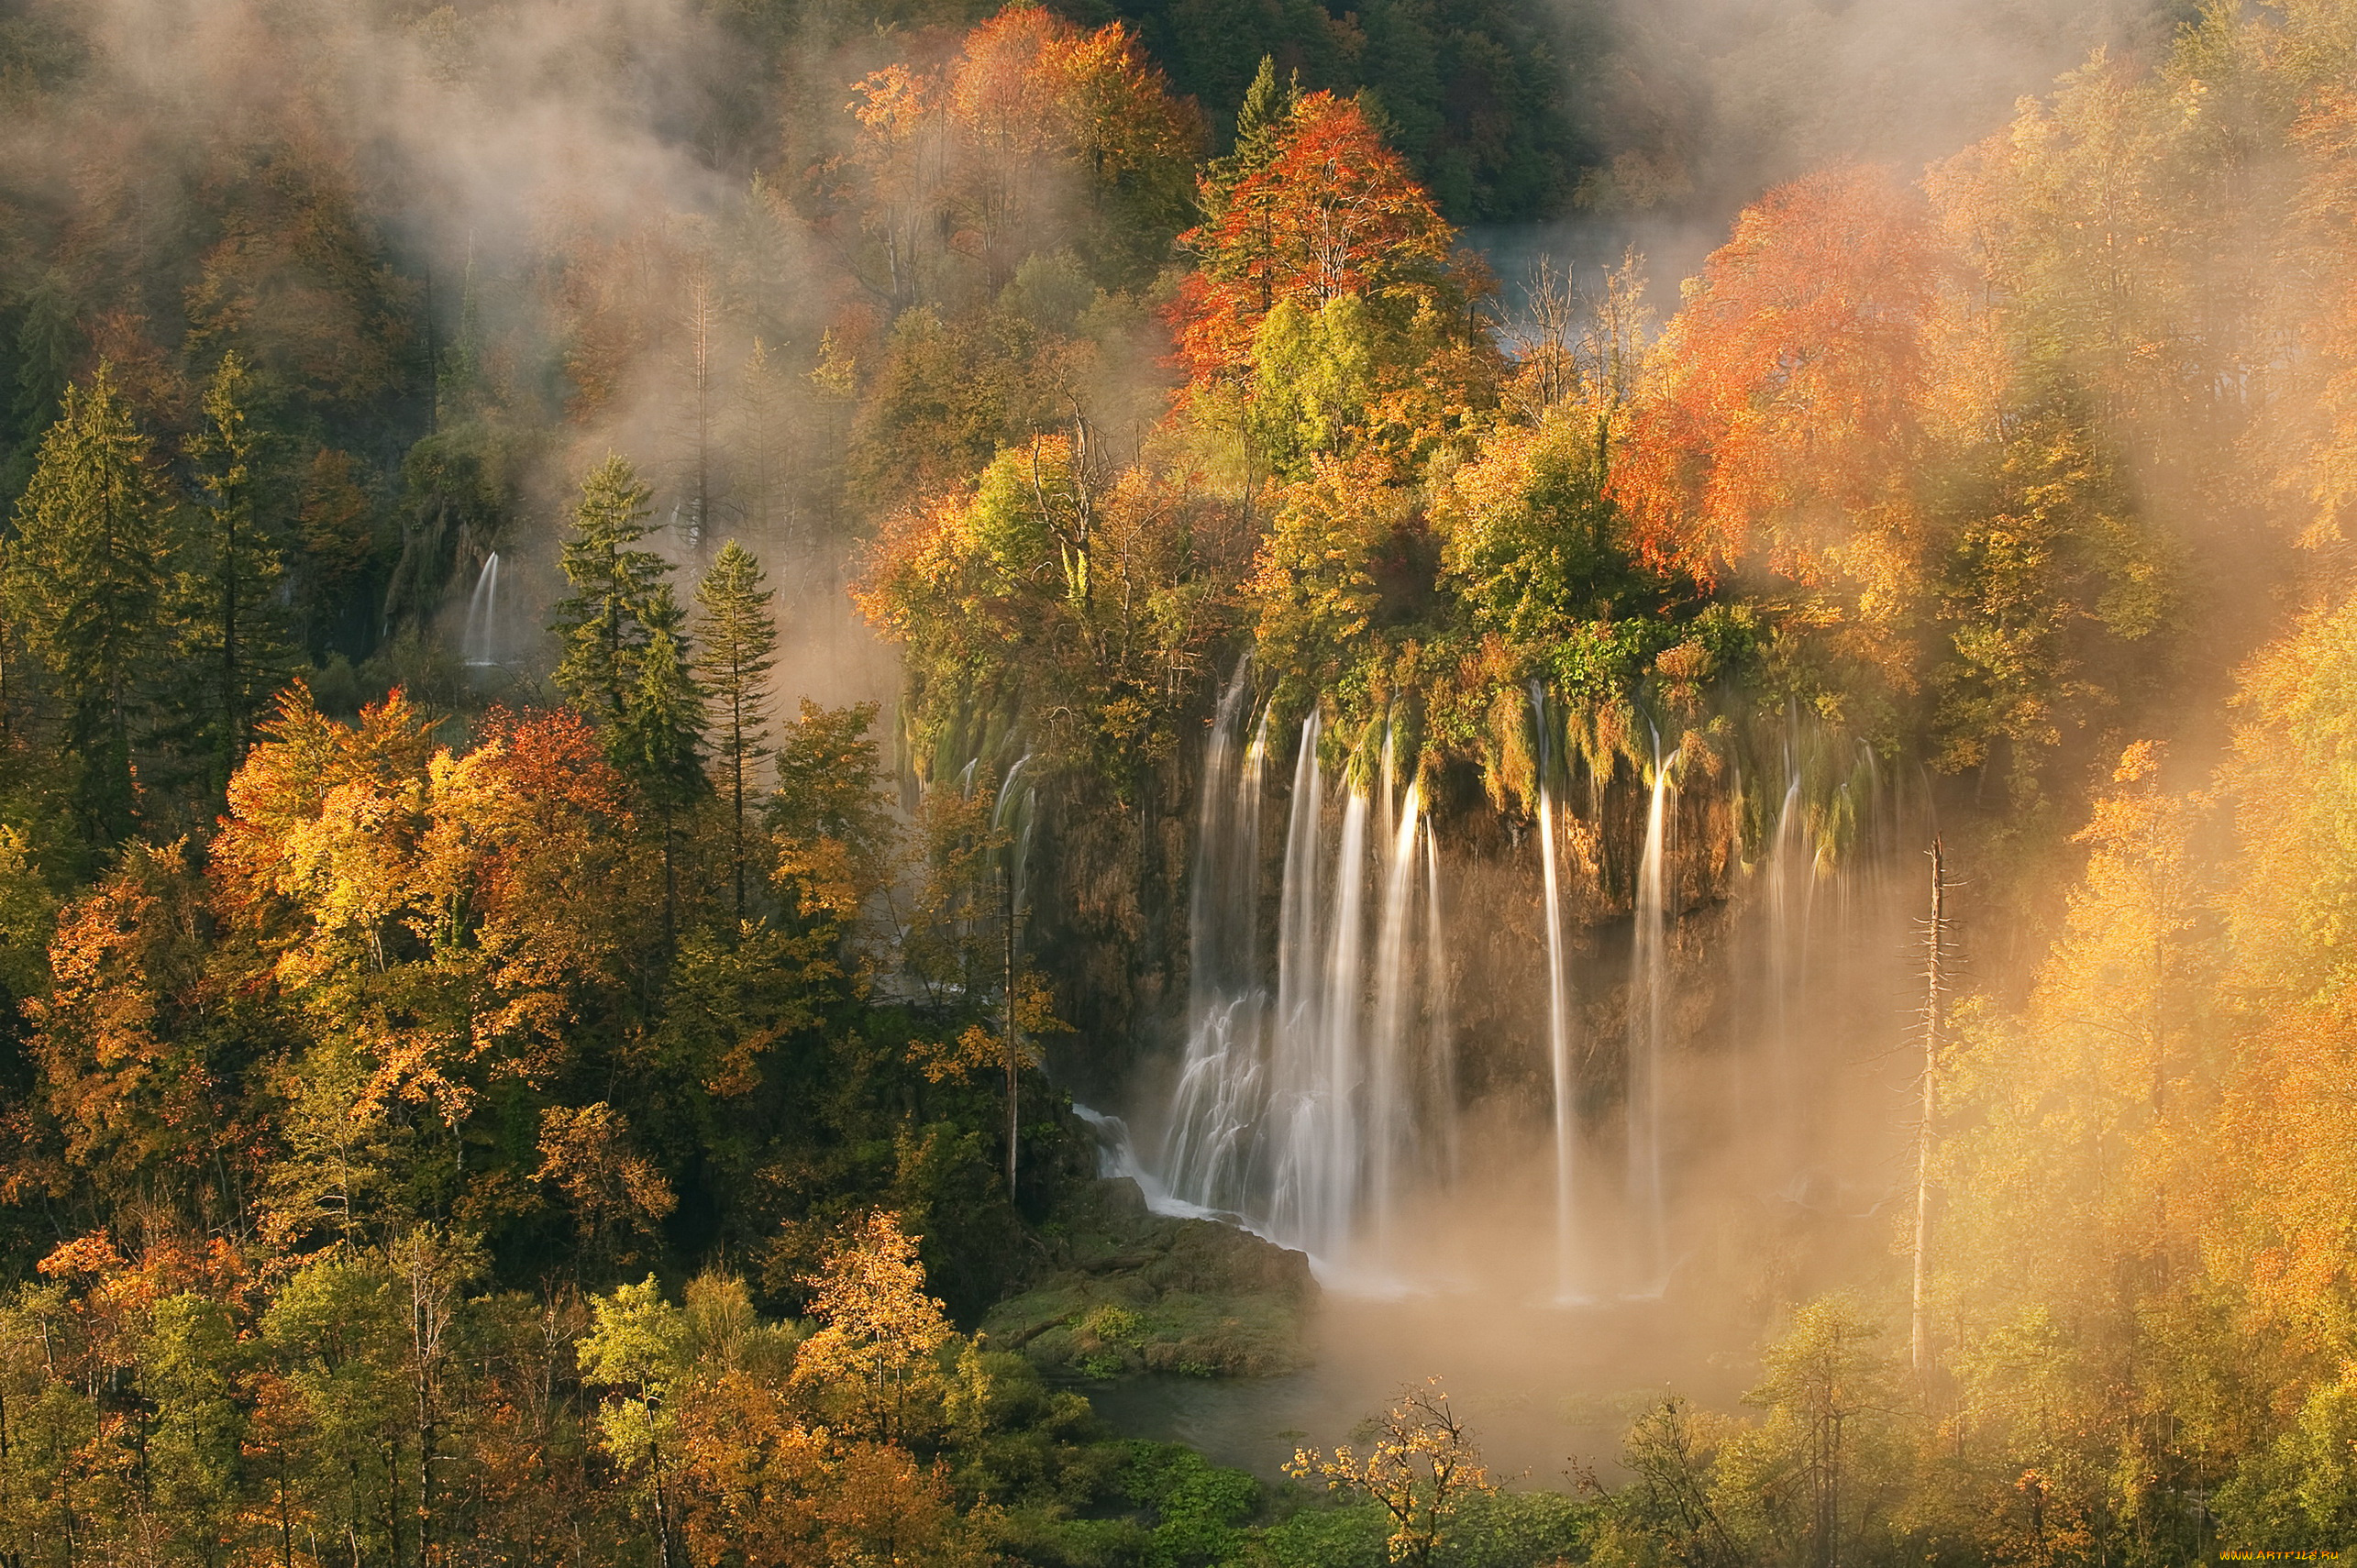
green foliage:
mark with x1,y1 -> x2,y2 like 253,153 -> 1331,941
1135,0 -> 1588,220
3,365 -> 183,841
1201,55 -> 1301,222
175,351 -> 298,787
552,453 -> 673,728
1118,1443 -> 1261,1566
142,1293 -> 249,1557
610,591 -> 708,810
1714,1297 -> 1903,1567
1247,297 -> 1391,477
3,271 -> 74,496
2215,1365 -> 2357,1548
695,539 -> 779,917
1930,393 -> 2174,812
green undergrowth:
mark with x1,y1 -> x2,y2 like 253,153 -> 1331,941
986,1178 -> 1317,1378
1013,1441 -> 1594,1568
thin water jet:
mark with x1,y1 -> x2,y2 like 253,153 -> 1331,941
462,551 -> 502,668
1626,745 -> 1676,1284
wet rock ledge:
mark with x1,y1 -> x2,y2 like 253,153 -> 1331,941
984,1177 -> 1316,1377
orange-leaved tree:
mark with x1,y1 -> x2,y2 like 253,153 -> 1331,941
1614,166 -> 1944,639
1171,92 -> 1473,386
839,5 -> 1198,304
28,841 -> 226,1226
211,687 -> 651,1253
790,1209 -> 953,1445
947,6 -> 1197,285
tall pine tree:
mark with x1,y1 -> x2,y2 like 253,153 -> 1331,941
551,454 -> 709,942
181,351 -> 293,784
551,454 -> 669,725
692,540 -> 778,920
1199,55 -> 1300,225
615,588 -> 709,944
2,363 -> 180,844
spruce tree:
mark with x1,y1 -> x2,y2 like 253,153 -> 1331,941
692,540 -> 778,920
1200,55 -> 1300,223
551,454 -> 670,725
182,351 -> 293,781
614,588 -> 709,943
2,363 -> 180,843
5,271 -> 74,496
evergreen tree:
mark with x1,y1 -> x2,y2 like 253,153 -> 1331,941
181,350 -> 293,782
614,588 -> 709,944
551,454 -> 670,725
5,271 -> 75,497
1200,55 -> 1300,223
2,363 -> 180,844
693,540 -> 778,920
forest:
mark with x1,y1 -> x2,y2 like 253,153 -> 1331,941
2,0 -> 2357,1562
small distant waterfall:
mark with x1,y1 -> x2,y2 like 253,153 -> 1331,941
994,752 -> 1038,922
462,552 -> 502,668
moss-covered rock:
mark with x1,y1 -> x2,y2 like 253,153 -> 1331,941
984,1177 -> 1317,1378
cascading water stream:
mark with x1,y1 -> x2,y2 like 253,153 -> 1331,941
1308,786 -> 1370,1256
1159,705 -> 1468,1271
1532,685 -> 1578,1297
1627,745 -> 1676,1281
1264,714 -> 1326,1248
1368,778 -> 1422,1256
462,551 -> 502,668
1164,668 -> 1265,1212
1766,770 -> 1804,1151
1147,686 -> 1917,1297
1422,832 -> 1455,1189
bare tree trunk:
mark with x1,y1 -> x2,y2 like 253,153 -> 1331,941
686,281 -> 714,558
1911,837 -> 1946,1377
1003,864 -> 1020,1198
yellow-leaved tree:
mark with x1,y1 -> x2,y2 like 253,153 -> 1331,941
1289,1378 -> 1495,1568
791,1210 -> 953,1445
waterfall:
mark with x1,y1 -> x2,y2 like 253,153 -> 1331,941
1158,706 -> 1464,1269
1307,785 -> 1369,1256
1422,833 -> 1456,1189
1534,681 -> 1578,1294
1146,679 -> 1921,1298
1163,668 -> 1265,1212
1627,745 -> 1675,1277
1538,782 -> 1577,1293
1263,712 -> 1325,1248
1367,778 -> 1422,1254
1760,762 -> 1808,1180
462,551 -> 502,668
993,752 -> 1037,925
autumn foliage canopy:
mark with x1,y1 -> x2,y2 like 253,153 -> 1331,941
1613,165 -> 1942,598
1170,92 -> 1468,384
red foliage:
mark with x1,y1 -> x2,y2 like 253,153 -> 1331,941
474,706 -> 628,823
1169,93 -> 1460,383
